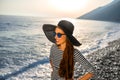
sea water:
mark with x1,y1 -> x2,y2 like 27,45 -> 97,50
0,15 -> 120,80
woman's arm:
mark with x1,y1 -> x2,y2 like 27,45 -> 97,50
50,60 -> 53,69
74,49 -> 96,80
78,72 -> 94,80
50,44 -> 54,70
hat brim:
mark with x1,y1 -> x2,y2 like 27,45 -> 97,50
43,24 -> 56,43
68,35 -> 82,46
42,24 -> 81,46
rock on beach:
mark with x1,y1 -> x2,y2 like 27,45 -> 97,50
86,38 -> 120,80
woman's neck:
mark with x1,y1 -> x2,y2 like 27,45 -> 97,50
58,42 -> 66,51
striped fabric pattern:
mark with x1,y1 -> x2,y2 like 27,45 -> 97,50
50,44 -> 96,80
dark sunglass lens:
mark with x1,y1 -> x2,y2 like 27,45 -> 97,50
57,33 -> 62,38
53,32 -> 63,38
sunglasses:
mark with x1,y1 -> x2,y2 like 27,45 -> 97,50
53,32 -> 65,38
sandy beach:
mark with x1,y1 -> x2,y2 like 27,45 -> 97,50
86,38 -> 120,80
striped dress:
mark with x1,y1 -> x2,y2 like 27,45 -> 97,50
50,44 -> 96,80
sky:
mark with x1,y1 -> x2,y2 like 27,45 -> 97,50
0,0 -> 113,18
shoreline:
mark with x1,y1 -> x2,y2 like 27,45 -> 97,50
86,38 -> 120,80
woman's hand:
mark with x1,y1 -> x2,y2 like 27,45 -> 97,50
78,72 -> 94,80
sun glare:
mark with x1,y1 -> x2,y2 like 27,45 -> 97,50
49,0 -> 88,12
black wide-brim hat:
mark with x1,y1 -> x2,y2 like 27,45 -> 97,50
42,20 -> 81,46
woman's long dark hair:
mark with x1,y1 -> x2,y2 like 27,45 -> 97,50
58,38 -> 74,79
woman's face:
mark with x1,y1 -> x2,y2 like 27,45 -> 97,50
54,27 -> 67,46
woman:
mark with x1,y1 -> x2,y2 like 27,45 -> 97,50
42,20 -> 96,80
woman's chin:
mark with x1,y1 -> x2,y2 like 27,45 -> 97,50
56,42 -> 60,46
